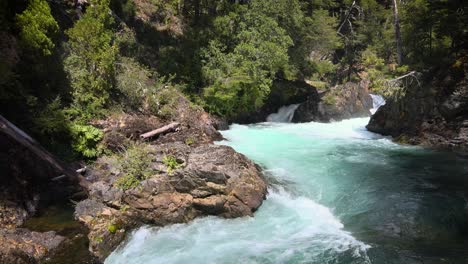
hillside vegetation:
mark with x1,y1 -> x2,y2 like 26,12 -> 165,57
0,0 -> 466,158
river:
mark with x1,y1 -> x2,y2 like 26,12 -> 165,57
106,104 -> 468,264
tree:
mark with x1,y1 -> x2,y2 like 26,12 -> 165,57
15,0 -> 59,56
65,0 -> 117,118
392,0 -> 403,64
201,5 -> 293,117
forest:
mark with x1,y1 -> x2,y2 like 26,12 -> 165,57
1,0 -> 466,159
1,1 -> 468,263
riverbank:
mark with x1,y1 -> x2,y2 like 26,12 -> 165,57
0,91 -> 268,263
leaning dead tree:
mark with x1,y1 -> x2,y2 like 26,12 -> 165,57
0,114 -> 89,189
382,71 -> 422,98
337,1 -> 363,37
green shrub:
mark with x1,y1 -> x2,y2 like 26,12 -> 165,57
114,174 -> 140,190
155,86 -> 179,119
107,223 -> 118,234
33,97 -> 69,136
362,49 -> 385,70
322,93 -> 337,105
15,0 -> 58,56
114,143 -> 154,190
307,80 -> 328,91
162,155 -> 183,173
115,57 -> 153,109
69,124 -> 103,158
185,137 -> 195,146
115,57 -> 179,118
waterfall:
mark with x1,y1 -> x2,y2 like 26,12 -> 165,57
369,94 -> 386,115
266,104 -> 300,123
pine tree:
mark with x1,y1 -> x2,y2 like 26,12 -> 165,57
65,0 -> 117,118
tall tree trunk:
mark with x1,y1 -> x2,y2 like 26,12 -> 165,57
392,0 -> 403,64
193,0 -> 200,25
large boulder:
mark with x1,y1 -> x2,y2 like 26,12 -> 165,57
367,63 -> 468,153
75,143 -> 267,260
293,80 -> 373,122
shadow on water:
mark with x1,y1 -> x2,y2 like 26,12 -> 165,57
330,144 -> 468,263
22,203 -> 100,264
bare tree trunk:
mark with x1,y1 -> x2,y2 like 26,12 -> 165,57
392,0 -> 403,64
337,1 -> 356,34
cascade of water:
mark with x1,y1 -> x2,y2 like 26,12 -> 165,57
369,94 -> 386,114
266,104 -> 300,123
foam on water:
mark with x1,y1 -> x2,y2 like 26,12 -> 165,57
106,189 -> 370,264
369,94 -> 385,114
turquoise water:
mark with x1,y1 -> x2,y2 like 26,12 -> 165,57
106,118 -> 468,264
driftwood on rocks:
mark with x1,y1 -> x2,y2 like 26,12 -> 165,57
52,167 -> 87,182
0,114 -> 89,189
140,122 -> 180,139
383,71 -> 422,99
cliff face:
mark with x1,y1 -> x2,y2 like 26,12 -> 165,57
367,60 -> 468,153
292,80 -> 373,123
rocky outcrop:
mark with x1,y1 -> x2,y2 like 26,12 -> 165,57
75,94 -> 266,260
0,84 -> 264,262
367,61 -> 468,152
0,228 -> 65,264
293,80 -> 373,122
75,143 -> 267,260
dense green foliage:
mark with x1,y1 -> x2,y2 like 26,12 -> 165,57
65,0 -> 117,117
16,0 -> 58,56
201,5 -> 293,116
0,0 -> 466,159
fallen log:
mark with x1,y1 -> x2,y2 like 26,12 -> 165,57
52,167 -> 87,182
140,122 -> 180,139
0,114 -> 89,189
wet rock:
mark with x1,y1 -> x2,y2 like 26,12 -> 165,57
293,80 -> 373,122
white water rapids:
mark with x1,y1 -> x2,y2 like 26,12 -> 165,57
369,94 -> 385,115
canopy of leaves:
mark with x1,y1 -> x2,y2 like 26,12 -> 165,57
201,4 -> 293,117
